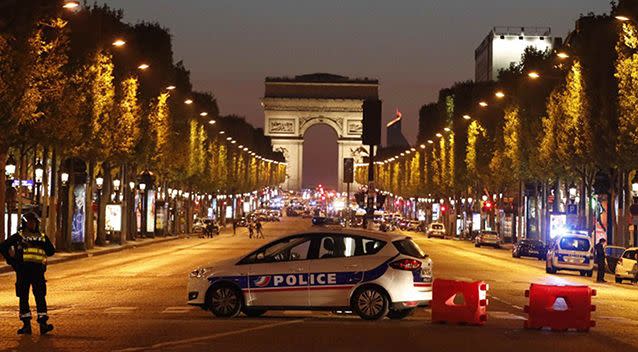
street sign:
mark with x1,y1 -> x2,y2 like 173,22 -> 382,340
567,204 -> 578,215
343,158 -> 354,183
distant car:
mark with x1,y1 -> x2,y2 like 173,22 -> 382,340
605,245 -> 626,273
426,223 -> 446,239
406,221 -> 422,232
187,229 -> 433,320
614,247 -> 638,283
474,231 -> 501,248
545,233 -> 594,277
512,239 -> 546,260
311,217 -> 343,227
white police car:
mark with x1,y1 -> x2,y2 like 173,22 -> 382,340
188,229 -> 433,320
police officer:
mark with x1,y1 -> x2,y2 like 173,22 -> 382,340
0,212 -> 55,335
594,238 -> 607,283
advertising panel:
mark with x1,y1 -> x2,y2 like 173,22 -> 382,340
105,204 -> 122,232
146,190 -> 156,233
72,184 -> 86,243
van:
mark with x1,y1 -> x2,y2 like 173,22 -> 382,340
545,233 -> 594,277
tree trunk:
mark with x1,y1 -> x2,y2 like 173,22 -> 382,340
96,161 -> 109,246
0,149 -> 7,240
85,160 -> 95,249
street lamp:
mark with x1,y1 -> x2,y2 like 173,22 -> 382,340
616,15 -> 631,22
569,183 -> 578,198
137,63 -> 150,70
495,91 -> 505,99
166,85 -> 176,91
60,172 -> 69,186
5,154 -> 16,179
632,173 -> 638,195
184,99 -> 193,105
95,172 -> 104,190
34,160 -> 44,184
463,114 -> 471,120
479,101 -> 489,107
482,195 -> 488,202
528,71 -> 541,79
113,178 -> 121,191
62,1 -> 80,9
112,39 -> 126,47
34,159 -> 44,206
129,181 -> 135,190
556,52 -> 570,59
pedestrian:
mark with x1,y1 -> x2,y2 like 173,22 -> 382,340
594,238 -> 607,283
0,212 -> 55,335
232,220 -> 237,236
248,222 -> 254,239
255,220 -> 264,239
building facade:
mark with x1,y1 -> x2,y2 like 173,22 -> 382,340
475,26 -> 557,82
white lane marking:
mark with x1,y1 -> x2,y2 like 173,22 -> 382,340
598,316 -> 638,325
105,307 -> 139,314
114,319 -> 304,352
161,306 -> 196,314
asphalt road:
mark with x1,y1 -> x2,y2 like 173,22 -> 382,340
1,216 -> 637,352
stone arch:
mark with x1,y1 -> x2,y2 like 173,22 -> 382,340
299,116 -> 343,139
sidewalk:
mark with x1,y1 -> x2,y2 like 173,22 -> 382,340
0,235 -> 182,275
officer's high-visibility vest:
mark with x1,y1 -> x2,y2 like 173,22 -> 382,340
20,232 -> 48,265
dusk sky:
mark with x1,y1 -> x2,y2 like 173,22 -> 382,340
100,0 -> 610,188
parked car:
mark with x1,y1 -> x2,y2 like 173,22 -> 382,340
192,218 -> 207,233
614,247 -> 638,283
474,231 -> 501,248
512,239 -> 547,260
605,245 -> 626,273
426,223 -> 446,239
545,233 -> 594,277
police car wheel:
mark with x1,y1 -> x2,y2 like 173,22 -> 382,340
242,307 -> 267,317
352,286 -> 389,320
208,285 -> 242,318
386,308 -> 415,320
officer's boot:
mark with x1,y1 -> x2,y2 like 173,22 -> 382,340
37,315 -> 53,335
17,319 -> 32,335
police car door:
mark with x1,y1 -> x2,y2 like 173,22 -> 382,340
308,234 -> 382,307
247,235 -> 312,307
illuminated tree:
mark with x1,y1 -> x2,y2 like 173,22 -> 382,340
616,22 -> 638,170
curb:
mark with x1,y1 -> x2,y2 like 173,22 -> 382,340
0,236 -> 181,275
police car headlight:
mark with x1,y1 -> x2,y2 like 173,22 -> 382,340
189,268 -> 208,279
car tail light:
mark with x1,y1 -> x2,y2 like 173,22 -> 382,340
390,259 -> 422,271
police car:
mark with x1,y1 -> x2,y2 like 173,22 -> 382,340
187,229 -> 433,320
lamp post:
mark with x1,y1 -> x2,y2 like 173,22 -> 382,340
631,174 -> 638,246
113,177 -> 121,203
5,155 -> 16,238
95,171 -> 104,244
34,159 -> 44,207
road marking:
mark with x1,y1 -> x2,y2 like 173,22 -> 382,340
489,311 -> 526,320
598,316 -> 638,325
161,306 -> 196,314
114,319 -> 304,351
105,307 -> 138,314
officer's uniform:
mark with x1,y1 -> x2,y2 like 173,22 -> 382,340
0,216 -> 55,335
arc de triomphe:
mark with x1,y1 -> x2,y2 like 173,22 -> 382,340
263,73 -> 378,192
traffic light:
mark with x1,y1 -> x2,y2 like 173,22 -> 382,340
343,158 -> 354,183
362,99 -> 382,145
440,205 -> 447,214
482,201 -> 493,212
